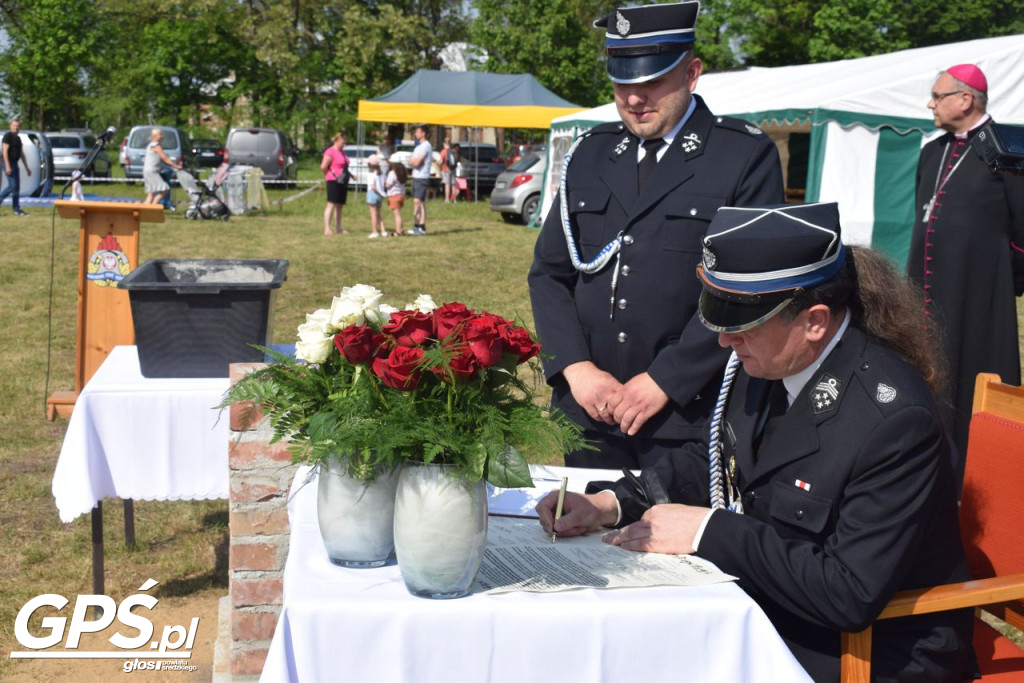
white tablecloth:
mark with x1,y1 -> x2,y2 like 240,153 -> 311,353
52,345 -> 230,522
261,466 -> 811,683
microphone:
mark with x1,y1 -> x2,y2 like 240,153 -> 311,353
98,126 -> 117,144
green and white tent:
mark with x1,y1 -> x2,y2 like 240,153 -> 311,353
541,35 -> 1024,266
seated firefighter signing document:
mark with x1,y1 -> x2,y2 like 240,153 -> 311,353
537,202 -> 977,683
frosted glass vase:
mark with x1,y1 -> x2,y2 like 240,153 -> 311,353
317,458 -> 399,568
393,462 -> 488,599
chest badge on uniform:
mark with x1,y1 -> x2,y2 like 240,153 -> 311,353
680,131 -> 702,154
876,383 -> 897,404
613,136 -> 630,156
810,373 -> 842,414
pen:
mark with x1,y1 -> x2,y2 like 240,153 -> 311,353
551,476 -> 568,543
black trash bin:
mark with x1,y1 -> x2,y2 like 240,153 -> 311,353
118,258 -> 289,378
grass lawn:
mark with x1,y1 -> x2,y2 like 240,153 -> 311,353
0,171 -> 550,675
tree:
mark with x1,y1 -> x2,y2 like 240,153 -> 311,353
470,0 -> 608,108
0,0 -> 99,128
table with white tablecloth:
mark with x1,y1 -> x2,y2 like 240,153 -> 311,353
51,345 -> 230,592
261,465 -> 811,683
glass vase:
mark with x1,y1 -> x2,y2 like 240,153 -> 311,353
317,458 -> 399,568
393,462 -> 488,599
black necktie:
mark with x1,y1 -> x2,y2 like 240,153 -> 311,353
637,138 -> 664,188
753,381 -> 789,452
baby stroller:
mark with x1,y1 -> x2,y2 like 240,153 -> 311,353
178,167 -> 230,221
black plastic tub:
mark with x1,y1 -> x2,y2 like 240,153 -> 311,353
118,259 -> 289,378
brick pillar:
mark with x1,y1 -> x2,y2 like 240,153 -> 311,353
224,362 -> 297,679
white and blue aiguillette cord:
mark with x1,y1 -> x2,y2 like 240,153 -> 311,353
559,134 -> 625,318
708,352 -> 741,512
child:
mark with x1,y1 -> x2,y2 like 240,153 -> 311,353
385,160 -> 407,236
365,155 -> 388,238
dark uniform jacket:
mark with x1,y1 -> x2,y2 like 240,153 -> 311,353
528,95 -> 784,442
602,327 -> 975,682
907,124 -> 1024,478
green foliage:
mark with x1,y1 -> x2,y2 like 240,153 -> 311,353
469,0 -> 609,107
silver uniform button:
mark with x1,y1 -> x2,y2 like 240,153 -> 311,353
617,299 -> 628,310
578,201 -> 586,208
689,208 -> 698,216
621,265 -> 631,276
617,332 -> 628,343
622,235 -> 634,245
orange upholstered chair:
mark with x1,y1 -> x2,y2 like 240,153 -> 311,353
840,373 -> 1024,683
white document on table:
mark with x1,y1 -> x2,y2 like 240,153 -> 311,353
474,516 -> 737,594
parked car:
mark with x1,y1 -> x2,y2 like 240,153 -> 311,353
489,153 -> 545,224
343,144 -> 379,189
191,138 -> 225,168
121,125 -> 195,181
224,127 -> 298,187
455,143 -> 506,195
46,130 -> 112,178
388,142 -> 441,178
505,143 -> 546,167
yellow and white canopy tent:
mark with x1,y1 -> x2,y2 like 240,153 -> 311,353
357,69 -> 584,129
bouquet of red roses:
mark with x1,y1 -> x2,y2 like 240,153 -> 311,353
223,285 -> 584,488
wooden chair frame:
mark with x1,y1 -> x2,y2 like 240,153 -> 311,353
840,374 -> 1024,683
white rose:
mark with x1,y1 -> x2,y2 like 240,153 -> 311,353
306,307 -> 334,332
294,319 -> 334,364
341,284 -> 384,310
409,294 -> 437,313
330,295 -> 366,329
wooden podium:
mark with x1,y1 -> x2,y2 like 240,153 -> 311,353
47,200 -> 165,420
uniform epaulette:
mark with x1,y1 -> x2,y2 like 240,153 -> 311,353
713,116 -> 767,138
853,354 -> 919,416
589,121 -> 628,135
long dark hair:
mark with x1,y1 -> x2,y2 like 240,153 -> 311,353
390,162 -> 407,185
785,247 -> 946,395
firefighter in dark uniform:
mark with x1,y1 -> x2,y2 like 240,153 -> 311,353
538,203 -> 975,683
528,1 -> 784,469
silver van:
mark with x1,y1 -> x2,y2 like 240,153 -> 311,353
121,125 -> 195,181
224,127 -> 298,187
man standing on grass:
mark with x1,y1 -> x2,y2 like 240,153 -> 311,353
408,125 -> 432,236
0,118 -> 32,216
528,1 -> 783,469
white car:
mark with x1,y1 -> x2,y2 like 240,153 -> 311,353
342,144 -> 379,189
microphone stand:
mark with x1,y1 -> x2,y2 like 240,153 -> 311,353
61,135 -> 112,199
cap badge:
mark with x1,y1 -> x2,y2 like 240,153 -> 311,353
744,124 -> 763,136
613,136 -> 630,156
681,131 -> 702,154
702,244 -> 717,270
615,11 -> 631,36
811,374 -> 842,414
876,383 -> 897,404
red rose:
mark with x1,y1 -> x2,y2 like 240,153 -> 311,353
463,314 -> 504,367
499,323 -> 540,363
333,325 -> 376,365
433,302 -> 475,340
371,346 -> 424,391
383,310 -> 434,347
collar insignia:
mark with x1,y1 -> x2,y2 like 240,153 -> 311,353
615,11 -> 631,36
811,373 -> 842,415
681,131 -> 702,154
876,383 -> 897,404
613,136 -> 630,156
